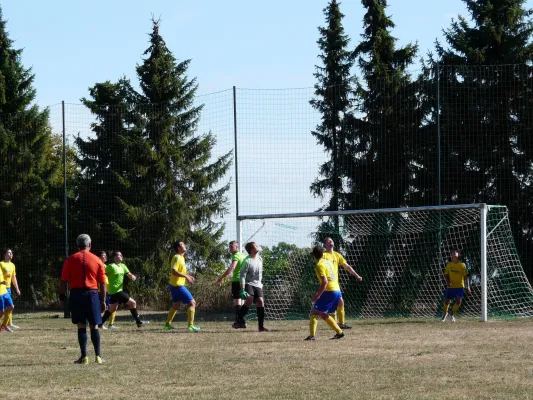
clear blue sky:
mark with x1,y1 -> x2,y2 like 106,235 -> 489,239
0,0 -> 492,106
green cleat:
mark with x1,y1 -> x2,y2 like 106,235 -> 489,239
163,324 -> 176,331
74,356 -> 89,364
95,356 -> 104,364
187,325 -> 201,332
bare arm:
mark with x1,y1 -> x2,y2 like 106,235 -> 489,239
12,274 -> 20,296
126,272 -> 137,282
171,269 -> 194,284
341,263 -> 362,281
465,275 -> 471,295
58,280 -> 68,307
312,276 -> 328,302
217,260 -> 238,285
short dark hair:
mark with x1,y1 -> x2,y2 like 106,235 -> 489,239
173,241 -> 184,252
312,245 -> 325,260
99,250 -> 107,257
111,250 -> 121,258
229,240 -> 238,247
245,242 -> 256,254
2,248 -> 12,258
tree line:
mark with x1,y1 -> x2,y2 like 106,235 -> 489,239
312,0 -> 533,282
1,0 -> 533,310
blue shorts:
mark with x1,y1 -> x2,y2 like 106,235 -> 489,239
2,292 -> 14,309
313,291 -> 342,314
445,288 -> 465,300
105,293 -> 111,307
69,289 -> 102,326
168,285 -> 194,304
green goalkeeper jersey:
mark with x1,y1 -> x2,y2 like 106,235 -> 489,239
231,251 -> 246,282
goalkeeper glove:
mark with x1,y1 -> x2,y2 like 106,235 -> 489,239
240,289 -> 248,300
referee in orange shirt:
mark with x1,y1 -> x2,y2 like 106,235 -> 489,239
59,234 -> 107,364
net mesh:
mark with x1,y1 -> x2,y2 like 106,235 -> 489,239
240,205 -> 533,320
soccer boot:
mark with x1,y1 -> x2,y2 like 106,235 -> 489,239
450,315 -> 456,323
163,324 -> 176,330
304,335 -> 316,341
74,356 -> 89,364
258,326 -> 270,332
187,325 -> 201,332
95,356 -> 104,364
338,323 -> 352,329
441,313 -> 448,322
137,320 -> 150,328
330,332 -> 345,340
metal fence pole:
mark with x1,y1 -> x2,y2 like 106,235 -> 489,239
62,101 -> 70,318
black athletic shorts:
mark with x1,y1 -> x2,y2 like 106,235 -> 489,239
231,282 -> 242,299
244,284 -> 263,301
109,290 -> 130,305
69,288 -> 102,326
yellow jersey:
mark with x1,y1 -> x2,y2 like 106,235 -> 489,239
315,258 -> 340,292
0,267 -> 7,295
0,261 -> 15,287
444,262 -> 468,288
169,254 -> 187,287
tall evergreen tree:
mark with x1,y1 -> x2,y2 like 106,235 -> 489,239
310,0 -> 354,213
0,7 -> 63,304
135,18 -> 232,272
345,0 -> 423,209
426,0 -> 533,280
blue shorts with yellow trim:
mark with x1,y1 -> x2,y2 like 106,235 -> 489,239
445,287 -> 465,300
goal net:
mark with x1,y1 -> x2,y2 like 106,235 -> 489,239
238,204 -> 533,321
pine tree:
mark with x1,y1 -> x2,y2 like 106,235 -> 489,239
134,18 -> 231,272
0,7 -> 63,304
310,0 -> 354,213
346,0 -> 422,209
427,0 -> 533,280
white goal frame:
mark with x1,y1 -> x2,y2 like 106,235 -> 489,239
238,203 -> 492,320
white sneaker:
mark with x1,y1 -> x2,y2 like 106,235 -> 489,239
109,324 -> 118,329
450,315 -> 456,323
10,324 -> 20,329
441,313 -> 448,322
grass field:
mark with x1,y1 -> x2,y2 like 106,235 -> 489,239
3,311 -> 533,400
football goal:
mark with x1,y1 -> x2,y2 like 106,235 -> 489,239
237,204 -> 533,321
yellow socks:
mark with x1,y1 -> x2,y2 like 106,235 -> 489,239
324,315 -> 342,334
187,307 -> 195,326
109,311 -> 116,325
167,309 -> 177,325
309,314 -> 319,337
337,306 -> 345,325
2,310 -> 11,327
443,303 -> 450,315
452,303 -> 461,314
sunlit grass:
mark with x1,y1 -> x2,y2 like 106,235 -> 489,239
3,312 -> 533,399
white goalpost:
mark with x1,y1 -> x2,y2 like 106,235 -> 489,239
237,204 -> 533,321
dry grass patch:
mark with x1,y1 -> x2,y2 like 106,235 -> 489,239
3,312 -> 533,399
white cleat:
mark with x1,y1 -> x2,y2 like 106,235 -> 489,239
441,313 -> 448,322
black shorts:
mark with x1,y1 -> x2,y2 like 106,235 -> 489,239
231,282 -> 242,299
244,284 -> 263,301
69,289 -> 102,326
109,291 -> 130,305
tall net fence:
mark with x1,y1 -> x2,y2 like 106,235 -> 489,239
1,64 -> 533,315
240,206 -> 533,320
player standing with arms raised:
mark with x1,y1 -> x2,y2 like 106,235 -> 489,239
442,249 -> 471,322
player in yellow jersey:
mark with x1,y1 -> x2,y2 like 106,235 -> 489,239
442,250 -> 471,322
323,237 -> 362,329
304,246 -> 344,340
164,241 -> 200,332
0,250 -> 15,333
0,249 -> 19,332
